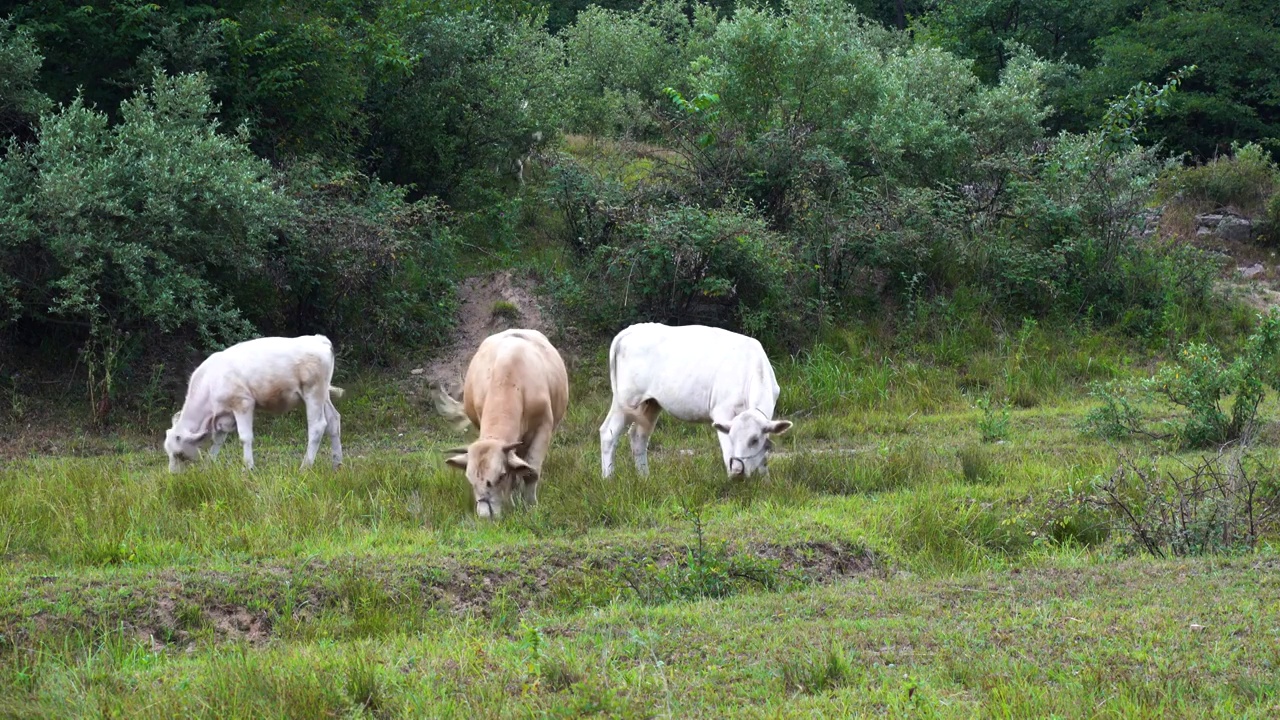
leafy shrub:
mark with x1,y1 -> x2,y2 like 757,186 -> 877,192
1265,192 -> 1280,243
974,393 -> 1010,443
0,72 -> 293,354
1082,313 -> 1280,448
542,153 -> 631,257
1081,381 -> 1146,440
1093,448 -> 1279,557
274,164 -> 459,363
0,18 -> 50,141
560,0 -> 712,138
221,3 -> 375,160
1158,142 -> 1279,214
1146,315 -> 1280,448
369,8 -> 563,200
573,204 -> 794,341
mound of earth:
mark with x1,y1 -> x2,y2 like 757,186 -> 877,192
412,271 -> 550,397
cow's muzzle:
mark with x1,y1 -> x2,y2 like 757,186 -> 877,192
476,498 -> 500,519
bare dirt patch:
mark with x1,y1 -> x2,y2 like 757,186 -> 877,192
414,270 -> 550,398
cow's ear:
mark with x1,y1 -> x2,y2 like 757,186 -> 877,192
186,430 -> 210,444
505,452 -> 537,481
445,454 -> 468,471
713,422 -> 731,434
767,420 -> 793,436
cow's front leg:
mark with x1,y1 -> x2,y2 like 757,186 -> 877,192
713,419 -> 735,477
207,430 -> 229,460
233,409 -> 256,470
520,426 -> 555,506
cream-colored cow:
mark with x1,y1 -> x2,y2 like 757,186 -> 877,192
164,335 -> 343,472
435,329 -> 569,518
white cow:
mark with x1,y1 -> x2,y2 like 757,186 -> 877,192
164,335 -> 344,472
600,323 -> 792,478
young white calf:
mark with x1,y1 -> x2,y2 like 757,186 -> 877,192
164,335 -> 344,472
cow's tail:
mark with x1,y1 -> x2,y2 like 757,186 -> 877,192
607,328 -> 654,425
433,385 -> 473,432
608,328 -> 626,396
314,336 -> 343,403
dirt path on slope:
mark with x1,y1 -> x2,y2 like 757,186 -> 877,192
412,270 -> 550,398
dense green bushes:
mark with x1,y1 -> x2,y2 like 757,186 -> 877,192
548,0 -> 1216,347
370,9 -> 563,199
278,164 -> 458,361
0,73 -> 292,350
560,1 -> 712,138
0,19 -> 49,141
555,203 -> 793,340
1158,142 -> 1279,214
2,0 -> 1276,416
0,73 -> 458,410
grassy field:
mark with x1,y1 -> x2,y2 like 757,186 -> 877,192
2,326 -> 1279,718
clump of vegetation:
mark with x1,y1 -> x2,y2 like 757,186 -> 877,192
1158,142 -> 1278,214
1084,313 -> 1280,448
958,444 -> 993,483
1094,446 -> 1280,557
491,300 -> 521,323
975,393 -> 1011,443
614,507 -> 787,605
779,645 -> 860,695
1081,380 -> 1147,440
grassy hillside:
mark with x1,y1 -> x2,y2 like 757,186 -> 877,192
3,334 -> 1278,716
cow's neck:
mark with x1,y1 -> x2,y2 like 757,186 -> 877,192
477,387 -> 525,441
178,386 -> 214,432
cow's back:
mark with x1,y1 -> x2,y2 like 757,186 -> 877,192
464,329 -> 569,430
611,323 -> 776,420
190,336 -> 335,415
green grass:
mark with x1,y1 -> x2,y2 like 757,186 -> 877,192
1,330 -> 1279,717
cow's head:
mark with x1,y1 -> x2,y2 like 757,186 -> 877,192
713,410 -> 793,478
444,439 -> 537,519
164,412 -> 233,472
164,412 -> 209,473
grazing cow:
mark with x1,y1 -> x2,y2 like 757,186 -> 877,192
164,335 -> 343,473
435,329 -> 569,519
600,323 -> 792,479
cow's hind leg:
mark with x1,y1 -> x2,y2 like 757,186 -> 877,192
629,400 -> 661,477
325,400 -> 343,468
599,405 -> 628,479
300,391 -> 328,470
